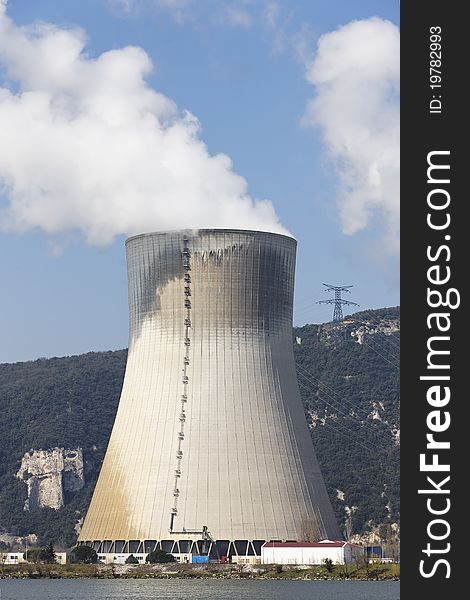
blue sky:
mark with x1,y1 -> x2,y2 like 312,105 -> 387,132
0,0 -> 399,363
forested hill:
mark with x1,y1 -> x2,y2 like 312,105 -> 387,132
295,307 -> 400,544
0,306 -> 399,549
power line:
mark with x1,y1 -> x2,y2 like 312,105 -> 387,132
298,381 -> 383,456
360,338 -> 400,370
389,332 -> 401,340
297,380 -> 394,461
296,365 -> 398,449
298,392 -> 397,468
296,363 -> 377,422
379,333 -> 401,352
355,320 -> 401,352
364,334 -> 400,363
296,368 -> 397,452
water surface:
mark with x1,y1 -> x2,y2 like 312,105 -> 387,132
0,578 -> 399,600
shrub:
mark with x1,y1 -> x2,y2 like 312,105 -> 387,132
25,548 -> 45,564
146,549 -> 176,564
324,558 -> 334,572
71,544 -> 98,564
125,554 -> 139,564
24,544 -> 56,564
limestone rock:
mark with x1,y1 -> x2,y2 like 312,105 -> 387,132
16,447 -> 84,512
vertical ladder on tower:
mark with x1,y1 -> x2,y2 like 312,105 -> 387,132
170,236 -> 192,532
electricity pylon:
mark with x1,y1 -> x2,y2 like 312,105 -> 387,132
317,284 -> 359,322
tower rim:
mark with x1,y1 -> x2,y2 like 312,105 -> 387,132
125,228 -> 297,245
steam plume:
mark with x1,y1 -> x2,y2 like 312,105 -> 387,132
303,17 -> 400,254
0,1 -> 286,246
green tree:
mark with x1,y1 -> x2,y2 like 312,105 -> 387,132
0,551 -> 8,575
71,544 -> 98,564
25,547 -> 45,564
146,549 -> 175,564
42,542 -> 56,563
379,523 -> 390,542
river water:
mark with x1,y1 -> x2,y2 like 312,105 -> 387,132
0,579 -> 399,600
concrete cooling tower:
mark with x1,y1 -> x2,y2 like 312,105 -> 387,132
79,229 -> 341,558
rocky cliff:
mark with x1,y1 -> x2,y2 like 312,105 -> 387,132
16,448 -> 84,512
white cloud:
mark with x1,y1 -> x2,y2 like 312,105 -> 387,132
303,17 -> 400,254
213,5 -> 252,29
262,0 -> 279,29
107,0 -> 134,13
0,1 -> 286,246
109,0 -> 256,29
107,0 -> 193,21
260,1 -> 291,55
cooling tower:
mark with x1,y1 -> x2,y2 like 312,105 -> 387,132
79,229 -> 341,556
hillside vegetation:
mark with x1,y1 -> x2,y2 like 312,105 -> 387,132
0,307 -> 399,548
295,307 -> 400,539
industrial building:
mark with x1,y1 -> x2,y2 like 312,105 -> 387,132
261,540 -> 364,565
79,229 -> 341,558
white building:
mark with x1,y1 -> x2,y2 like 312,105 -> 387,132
261,540 -> 363,565
55,552 -> 68,565
97,553 -> 147,564
1,552 -> 26,565
0,551 -> 68,565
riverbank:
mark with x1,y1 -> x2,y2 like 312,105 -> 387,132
1,562 -> 399,580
